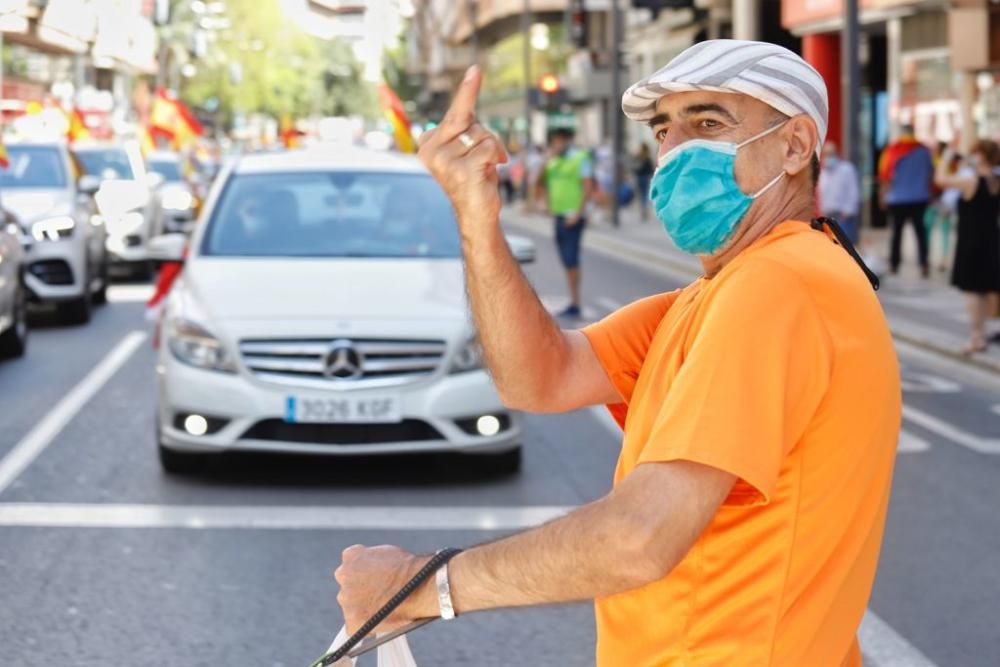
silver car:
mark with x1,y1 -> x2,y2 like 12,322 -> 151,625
0,206 -> 28,358
147,151 -> 197,235
1,142 -> 108,324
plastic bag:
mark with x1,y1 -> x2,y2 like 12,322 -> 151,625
323,625 -> 418,667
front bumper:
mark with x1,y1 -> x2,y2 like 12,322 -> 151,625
23,238 -> 86,303
107,234 -> 148,264
157,354 -> 520,456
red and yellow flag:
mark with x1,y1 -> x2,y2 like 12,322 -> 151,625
377,82 -> 416,153
148,88 -> 203,151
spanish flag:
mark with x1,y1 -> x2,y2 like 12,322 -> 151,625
377,82 -> 416,154
148,88 -> 203,150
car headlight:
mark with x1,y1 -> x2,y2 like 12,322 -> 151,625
106,211 -> 145,237
449,336 -> 483,373
31,216 -> 75,242
167,318 -> 237,373
162,189 -> 193,211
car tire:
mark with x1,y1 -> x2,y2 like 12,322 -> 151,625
59,290 -> 92,325
0,281 -> 28,358
465,446 -> 522,476
92,259 -> 109,306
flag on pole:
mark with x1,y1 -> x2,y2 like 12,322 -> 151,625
377,82 -> 416,154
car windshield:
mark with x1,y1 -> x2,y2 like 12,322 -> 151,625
149,159 -> 183,182
202,171 -> 461,259
76,149 -> 135,180
0,146 -> 67,188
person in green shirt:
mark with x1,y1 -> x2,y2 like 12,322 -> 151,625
538,128 -> 594,318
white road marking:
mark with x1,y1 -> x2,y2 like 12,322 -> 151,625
897,430 -> 931,453
902,404 -> 1000,455
899,372 -> 961,393
991,404 -> 1000,417
0,503 -> 572,530
0,331 -> 147,495
107,284 -> 155,303
860,610 -> 940,667
596,296 -> 622,313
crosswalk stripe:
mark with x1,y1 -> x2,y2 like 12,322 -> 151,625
0,502 -> 573,531
897,430 -> 931,453
902,404 -> 1000,455
860,610 -> 940,667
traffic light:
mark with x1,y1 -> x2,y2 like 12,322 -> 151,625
539,74 -> 560,94
569,0 -> 587,48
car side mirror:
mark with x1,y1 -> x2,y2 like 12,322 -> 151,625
78,174 -> 101,196
505,234 -> 536,264
147,233 -> 187,263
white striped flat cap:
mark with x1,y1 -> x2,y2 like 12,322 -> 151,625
622,39 -> 828,149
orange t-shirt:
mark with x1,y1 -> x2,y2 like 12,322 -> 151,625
582,220 -> 901,667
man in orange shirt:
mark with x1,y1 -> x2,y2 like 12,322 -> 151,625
334,40 -> 901,666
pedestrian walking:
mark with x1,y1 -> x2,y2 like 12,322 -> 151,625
633,143 -> 655,221
335,41 -> 900,667
927,148 -> 962,272
536,127 -> 594,318
879,124 -> 934,277
818,140 -> 861,242
934,140 -> 1000,355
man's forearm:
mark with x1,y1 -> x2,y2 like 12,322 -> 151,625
403,490 -> 663,619
459,214 -> 569,408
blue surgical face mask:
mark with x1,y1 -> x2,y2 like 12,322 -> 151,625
649,121 -> 787,255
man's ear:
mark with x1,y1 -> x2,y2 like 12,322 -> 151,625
782,115 -> 818,178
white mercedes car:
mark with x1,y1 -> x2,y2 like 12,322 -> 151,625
153,146 -> 529,474
1,141 -> 107,324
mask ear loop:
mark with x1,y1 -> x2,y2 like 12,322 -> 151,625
735,119 -> 788,149
750,171 -> 785,199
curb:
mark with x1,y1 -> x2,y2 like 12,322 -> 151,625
502,210 -> 1000,375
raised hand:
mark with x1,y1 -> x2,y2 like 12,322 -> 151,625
418,66 -> 508,235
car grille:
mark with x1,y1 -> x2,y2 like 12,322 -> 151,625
28,259 -> 74,286
239,337 -> 448,389
240,419 -> 444,445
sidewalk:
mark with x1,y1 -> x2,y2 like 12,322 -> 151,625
502,203 -> 1000,374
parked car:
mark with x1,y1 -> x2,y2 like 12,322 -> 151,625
75,142 -> 159,279
147,151 -> 197,234
0,206 -> 28,357
152,146 -> 533,474
0,142 -> 108,324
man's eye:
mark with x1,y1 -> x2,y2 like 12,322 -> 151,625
699,119 -> 720,129
655,128 -> 668,143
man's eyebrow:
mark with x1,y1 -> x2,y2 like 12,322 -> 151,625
646,113 -> 668,128
681,103 -> 738,124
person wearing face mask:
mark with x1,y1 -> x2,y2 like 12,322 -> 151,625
818,141 -> 861,243
334,41 -> 900,667
934,140 -> 1000,355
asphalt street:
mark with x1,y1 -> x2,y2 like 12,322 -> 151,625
0,220 -> 998,666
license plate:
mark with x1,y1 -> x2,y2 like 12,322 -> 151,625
285,395 -> 401,424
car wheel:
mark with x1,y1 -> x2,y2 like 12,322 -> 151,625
92,259 -> 109,305
59,289 -> 92,325
0,281 -> 28,358
465,446 -> 522,476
